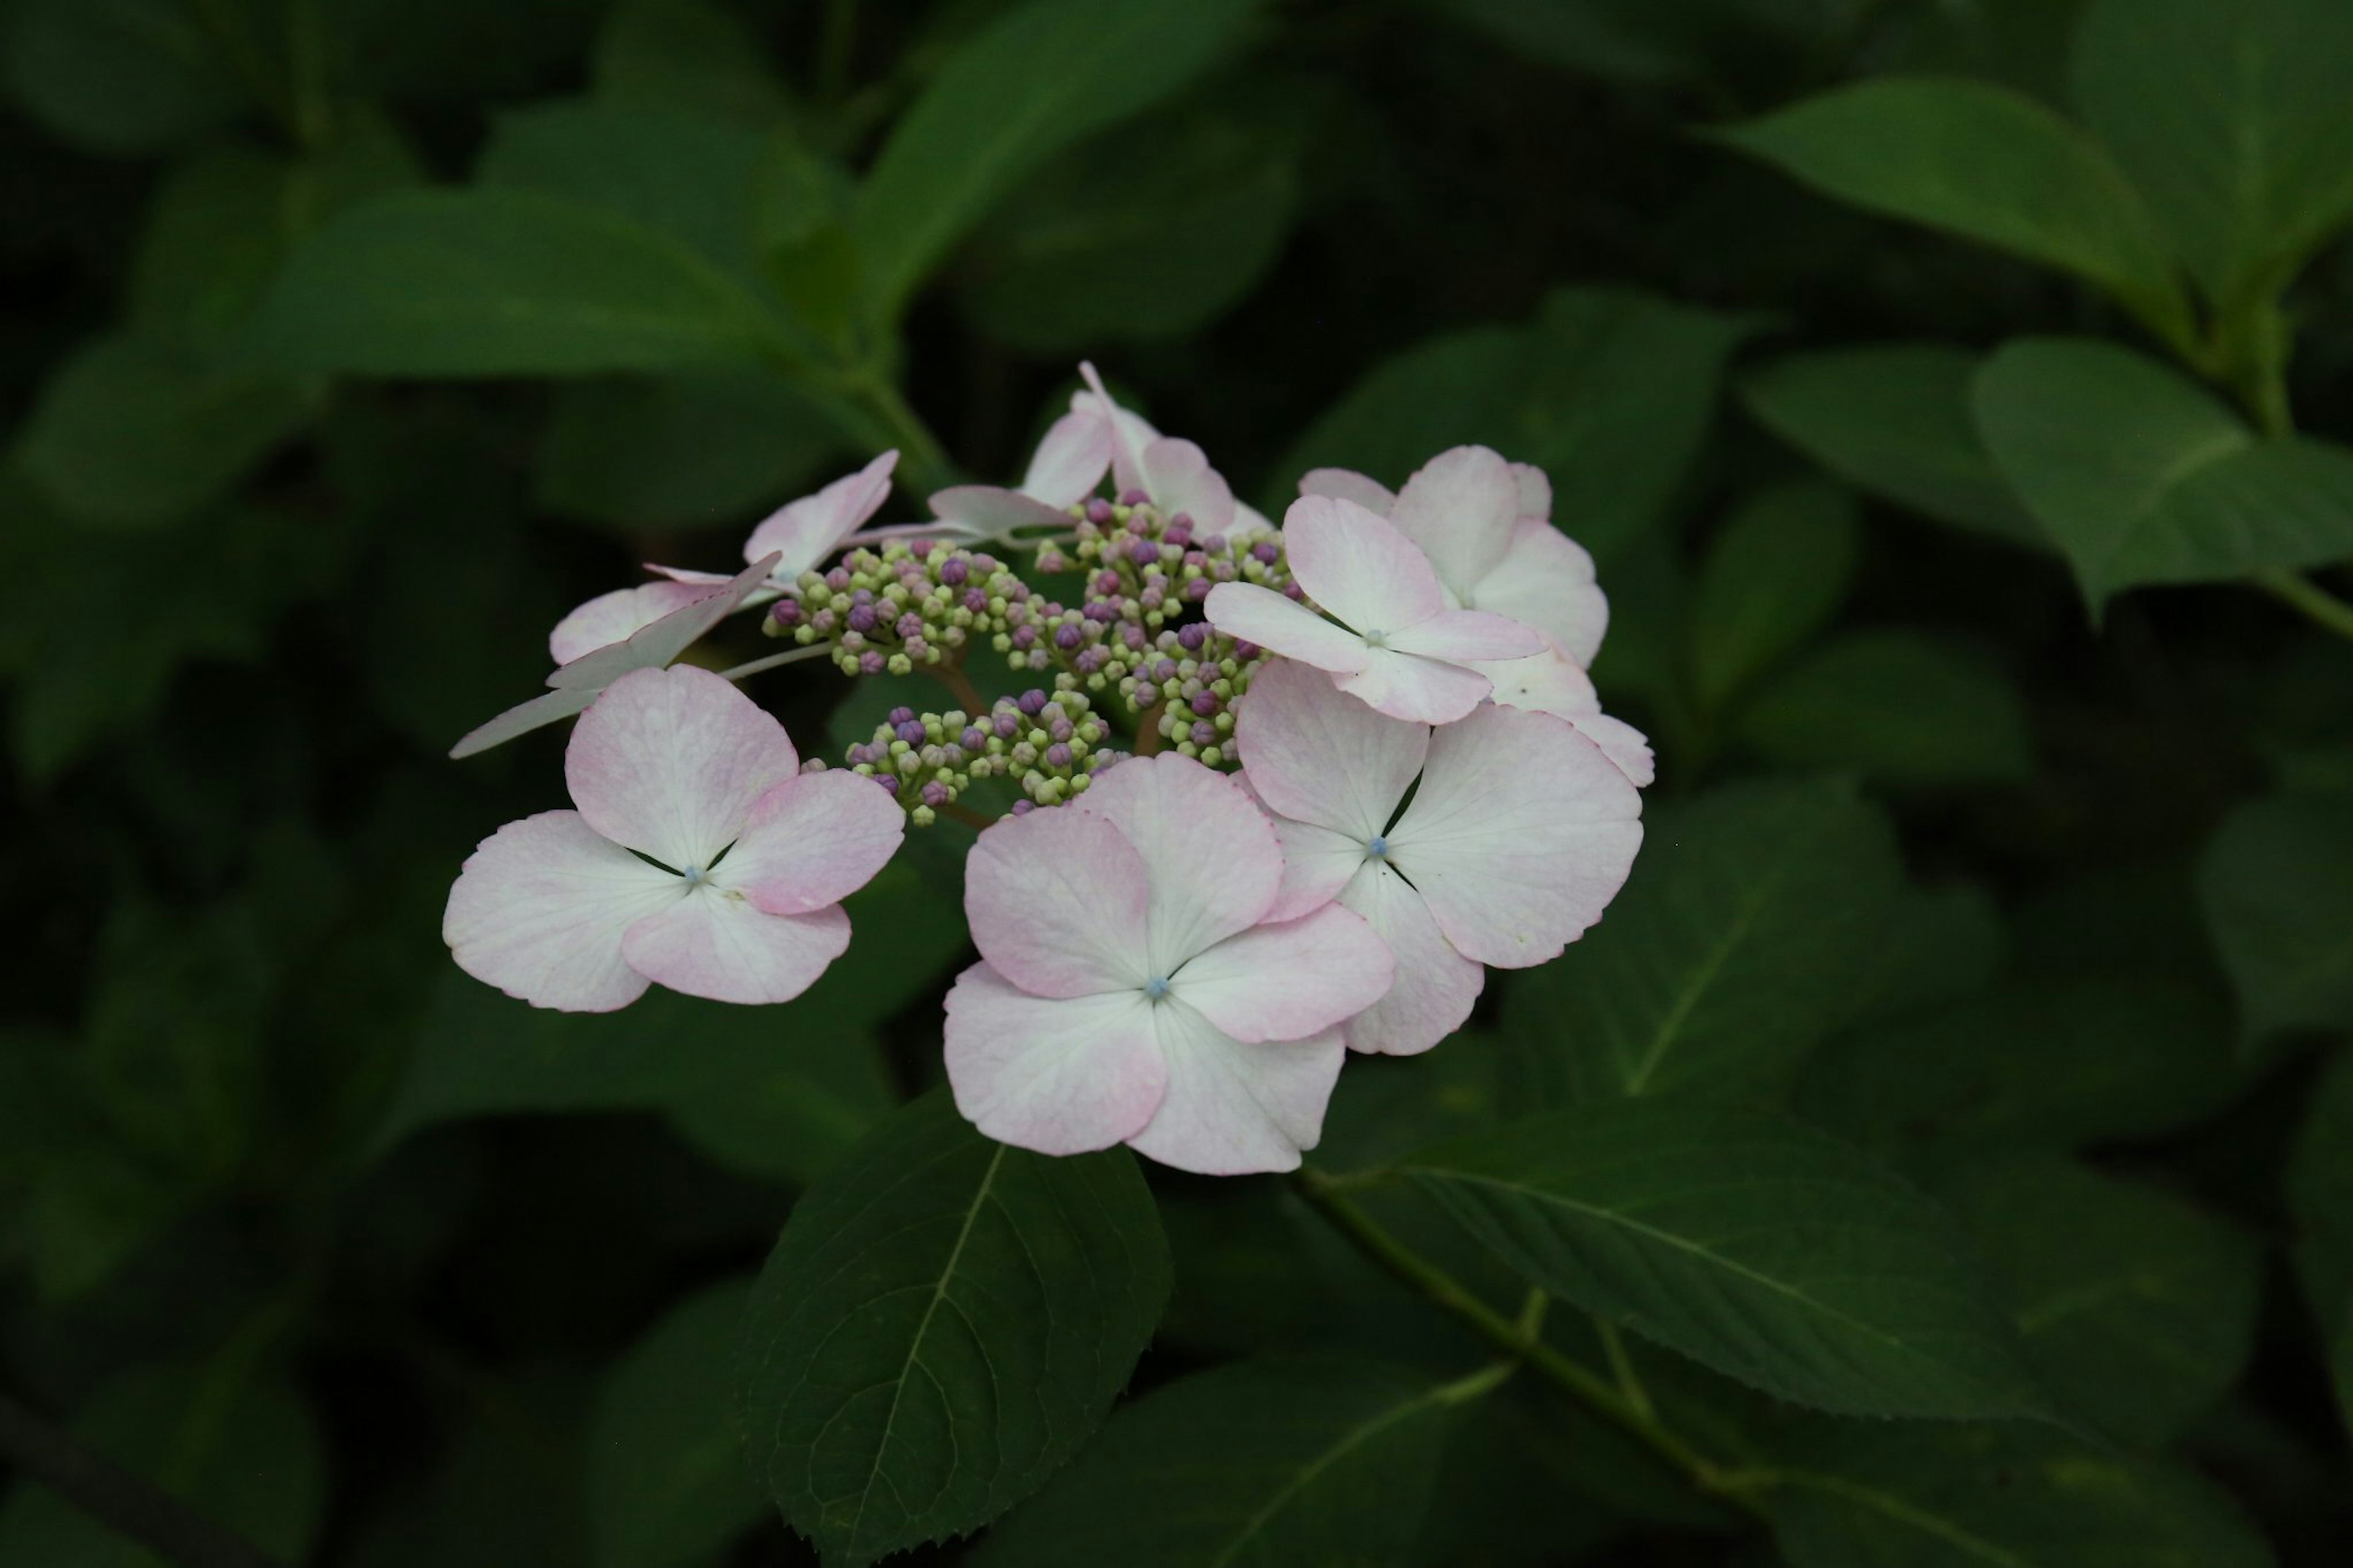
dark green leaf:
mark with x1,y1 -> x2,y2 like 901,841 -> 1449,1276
1936,1154 -> 2259,1445
1401,1099 -> 2048,1418
1762,1418 -> 2278,1567
1972,336 -> 2353,605
589,1278 -> 765,1568
2072,0 -> 2353,307
1688,478 -> 1860,712
1737,630 -> 2034,786
735,1088 -> 1171,1566
1504,778 -> 1905,1103
2286,1049 -> 2353,1437
1847,883 -> 2010,1031
2198,788 -> 2353,1036
968,1358 -> 1457,1567
1717,79 -> 2191,343
592,0 -> 792,126
238,189 -> 786,376
855,0 -> 1263,316
3,0 -> 243,155
1739,344 -> 2043,543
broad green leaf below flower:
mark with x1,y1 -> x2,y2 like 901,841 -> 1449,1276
2197,788 -> 2353,1039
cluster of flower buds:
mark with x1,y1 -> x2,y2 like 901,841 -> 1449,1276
767,542 -> 1035,680
842,689 -> 1117,825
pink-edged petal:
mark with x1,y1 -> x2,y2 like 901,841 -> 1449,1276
1510,462 -> 1552,522
927,484 -> 1070,540
1387,445 -> 1522,596
1203,583 -> 1368,674
1335,647 -> 1492,724
1126,1001 -> 1344,1175
1383,607 -> 1544,663
1474,652 -> 1655,786
1078,362 -> 1160,493
1076,753 -> 1281,972
743,451 -> 898,575
1467,519 -> 1607,667
944,965 -> 1165,1155
964,806 -> 1150,997
1387,704 -> 1644,968
443,809 -> 683,1012
1264,815 -> 1366,922
719,770 -> 905,915
1171,903 -> 1393,1043
1022,408 -> 1113,506
1336,861 -> 1484,1056
1281,494 -> 1447,635
1233,655 -> 1425,838
620,890 -> 849,1005
1565,710 -> 1656,789
1137,436 -> 1235,534
564,665 -> 799,873
643,564 -> 738,587
547,553 -> 781,692
1299,467 -> 1396,515
550,581 -> 712,666
449,684 -> 597,760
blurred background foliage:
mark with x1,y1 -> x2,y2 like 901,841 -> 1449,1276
2,0 -> 2352,1564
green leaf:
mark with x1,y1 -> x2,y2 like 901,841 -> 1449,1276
589,1278 -> 765,1568
735,1088 -> 1171,1566
2,0 -> 244,156
1688,478 -> 1860,713
534,368 -> 852,532
855,0 -> 1262,316
2287,1049 -> 2353,1438
1761,1419 -> 2279,1567
962,88 -> 1311,351
1972,337 -> 2353,605
1936,1154 -> 2259,1445
1400,1099 -> 2048,1419
1503,778 -> 1905,1104
1847,883 -> 2011,1031
2072,0 -> 2353,308
2197,788 -> 2353,1036
1737,630 -> 2034,786
1738,344 -> 2043,544
238,189 -> 786,376
14,335 -> 313,529
0,1359 -> 325,1567
1794,978 -> 2245,1169
1717,78 -> 2191,344
592,0 -> 792,127
967,1358 -> 1457,1567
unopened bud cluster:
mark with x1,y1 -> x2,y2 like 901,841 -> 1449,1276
843,689 -> 1118,825
767,542 -> 1033,678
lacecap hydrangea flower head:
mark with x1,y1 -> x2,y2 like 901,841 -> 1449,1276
440,368 -> 1648,1174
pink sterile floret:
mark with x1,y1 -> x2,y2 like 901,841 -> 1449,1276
942,752 -> 1395,1176
444,665 -> 903,1012
1233,658 -> 1644,1058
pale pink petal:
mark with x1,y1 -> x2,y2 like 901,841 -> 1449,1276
1564,710 -> 1656,789
1477,651 -> 1656,787
1336,861 -> 1484,1056
1387,445 -> 1521,597
547,553 -> 781,692
449,684 -> 597,760
1388,705 -> 1644,968
619,890 -> 849,1005
927,484 -> 1070,540
1233,656 -> 1425,838
1076,754 -> 1281,973
1335,648 -> 1492,724
564,665 -> 799,873
1021,409 -> 1113,506
1138,436 -> 1236,534
1078,362 -> 1160,494
1171,903 -> 1392,1044
549,581 -> 712,666
1126,1001 -> 1344,1175
1468,519 -> 1607,667
1281,494 -> 1447,637
963,806 -> 1151,997
1510,462 -> 1552,522
443,810 -> 682,1012
642,564 -> 738,587
944,965 -> 1165,1155
1298,467 -> 1396,515
1382,608 -> 1544,663
743,451 -> 898,575
1264,814 -> 1366,922
718,770 -> 904,915
1227,501 -> 1276,543
1203,583 -> 1368,674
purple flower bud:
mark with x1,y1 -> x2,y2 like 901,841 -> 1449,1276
1093,569 -> 1123,595
1037,548 -> 1068,574
1284,581 -> 1307,601
1190,691 -> 1219,717
895,719 -> 927,744
1121,624 -> 1148,651
1018,689 -> 1050,716
896,613 -> 925,639
922,781 -> 950,807
887,706 -> 915,725
1054,624 -> 1084,650
1183,578 -> 1210,602
827,567 -> 854,590
1176,624 -> 1208,652
770,598 -> 803,627
941,558 -> 968,585
1085,498 -> 1115,523
1191,721 -> 1216,746
1154,657 -> 1180,681
847,604 -> 877,632
1050,716 -> 1074,741
1120,488 -> 1149,507
1045,743 -> 1073,768
860,651 -> 887,675
1012,625 -> 1037,650
873,772 -> 901,793
1010,799 -> 1036,816
1129,540 -> 1158,566
1252,540 -> 1280,564
963,588 -> 988,613
1233,640 -> 1260,660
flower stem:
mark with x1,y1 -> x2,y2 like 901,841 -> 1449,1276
1295,1170 -> 1768,1518
716,643 -> 836,683
2257,569 -> 2353,642
930,661 -> 987,715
